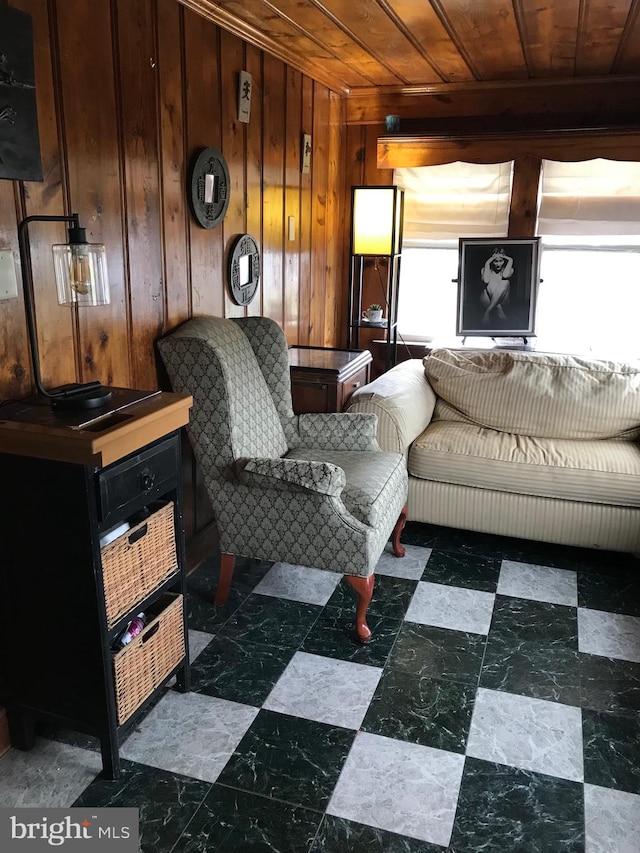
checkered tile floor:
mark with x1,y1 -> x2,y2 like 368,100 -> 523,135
2,522 -> 640,851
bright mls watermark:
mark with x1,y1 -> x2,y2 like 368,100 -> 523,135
0,809 -> 138,850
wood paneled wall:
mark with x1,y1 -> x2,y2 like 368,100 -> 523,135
0,0 -> 347,546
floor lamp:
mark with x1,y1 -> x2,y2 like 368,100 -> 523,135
347,185 -> 404,371
18,213 -> 112,410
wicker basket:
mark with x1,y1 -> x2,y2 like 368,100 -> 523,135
101,502 -> 178,629
112,593 -> 185,725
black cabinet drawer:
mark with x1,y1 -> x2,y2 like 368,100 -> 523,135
98,434 -> 180,524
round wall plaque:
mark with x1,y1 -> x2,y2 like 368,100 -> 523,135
188,147 -> 230,229
228,234 -> 260,306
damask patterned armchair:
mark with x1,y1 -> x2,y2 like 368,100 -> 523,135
157,316 -> 408,642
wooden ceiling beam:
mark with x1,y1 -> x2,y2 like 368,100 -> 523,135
346,75 -> 640,124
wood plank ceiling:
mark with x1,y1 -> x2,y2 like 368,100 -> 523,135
180,0 -> 640,95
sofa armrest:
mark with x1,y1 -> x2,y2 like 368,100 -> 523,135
298,412 -> 379,451
237,457 -> 346,497
346,359 -> 436,456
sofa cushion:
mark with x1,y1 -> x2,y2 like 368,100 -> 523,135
408,420 -> 640,507
424,349 -> 640,440
286,448 -> 406,527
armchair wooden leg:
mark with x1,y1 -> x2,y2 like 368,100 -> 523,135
391,503 -> 408,557
344,574 -> 375,643
215,552 -> 236,605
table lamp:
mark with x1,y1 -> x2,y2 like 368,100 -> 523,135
18,213 -> 112,410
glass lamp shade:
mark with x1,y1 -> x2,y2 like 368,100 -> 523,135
352,186 -> 403,255
52,241 -> 110,306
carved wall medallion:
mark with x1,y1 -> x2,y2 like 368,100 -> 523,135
188,147 -> 230,229
228,234 -> 260,306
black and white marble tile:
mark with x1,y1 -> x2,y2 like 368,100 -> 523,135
217,594 -> 323,649
583,783 -> 640,853
489,594 -> 577,646
263,651 -> 382,729
374,543 -> 432,580
0,739 -> 103,808
327,731 -> 464,847
481,635 -> 581,705
398,521 -> 440,549
450,757 -> 584,852
217,709 -> 355,811
389,622 -> 486,685
481,597 -> 579,706
186,628 -> 214,660
311,814 -> 443,852
73,759 -> 210,853
361,668 -> 476,753
578,570 -> 640,617
405,581 -> 495,634
301,606 -> 402,668
253,562 -> 342,605
497,560 -> 578,606
171,784 -> 321,853
120,691 -> 258,782
185,587 -> 246,633
466,688 -> 584,782
578,607 -> 640,663
189,636 -> 295,706
579,652 -> 640,713
421,549 -> 501,592
3,523 -> 640,852
431,527 -> 508,558
327,573 -> 418,620
582,708 -> 640,795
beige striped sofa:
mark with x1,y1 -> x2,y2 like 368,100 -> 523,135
347,348 -> 640,552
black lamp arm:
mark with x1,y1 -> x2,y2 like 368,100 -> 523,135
17,213 -> 80,399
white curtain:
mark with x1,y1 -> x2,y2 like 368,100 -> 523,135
538,159 -> 640,236
395,161 -> 513,245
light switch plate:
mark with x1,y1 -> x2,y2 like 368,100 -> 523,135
0,251 -> 18,300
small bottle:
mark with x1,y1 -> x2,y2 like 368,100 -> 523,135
113,613 -> 146,650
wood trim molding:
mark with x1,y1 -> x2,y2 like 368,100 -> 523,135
178,0 -> 350,94
378,129 -> 640,168
347,74 -> 640,99
508,157 -> 542,238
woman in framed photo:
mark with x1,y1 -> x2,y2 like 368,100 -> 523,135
480,247 -> 514,325
457,237 -> 540,338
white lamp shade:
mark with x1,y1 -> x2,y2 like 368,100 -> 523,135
352,186 -> 403,255
52,242 -> 110,306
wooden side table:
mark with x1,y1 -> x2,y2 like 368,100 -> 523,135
288,346 -> 373,414
0,389 -> 192,779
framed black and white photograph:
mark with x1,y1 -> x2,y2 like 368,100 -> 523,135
456,237 -> 541,337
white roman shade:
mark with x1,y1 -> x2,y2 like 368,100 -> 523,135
538,159 -> 640,236
395,161 -> 513,245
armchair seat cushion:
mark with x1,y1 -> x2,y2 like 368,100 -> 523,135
286,447 -> 406,527
409,420 -> 640,507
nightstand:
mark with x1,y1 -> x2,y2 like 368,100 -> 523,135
288,346 -> 372,413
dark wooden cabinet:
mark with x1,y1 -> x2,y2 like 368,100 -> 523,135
0,390 -> 192,779
289,346 -> 373,414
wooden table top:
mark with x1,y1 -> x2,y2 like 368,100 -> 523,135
0,389 -> 192,467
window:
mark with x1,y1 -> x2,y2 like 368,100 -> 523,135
536,160 -> 640,360
395,161 -> 512,342
536,238 -> 640,360
395,158 -> 640,360
396,243 -> 458,340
